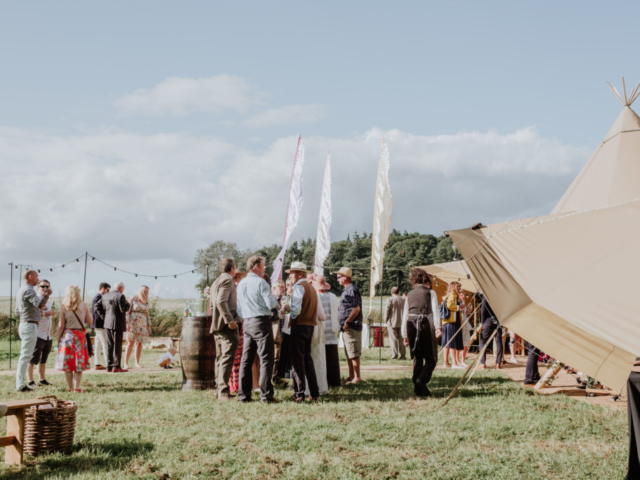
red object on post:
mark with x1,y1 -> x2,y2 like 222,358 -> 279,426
374,327 -> 384,347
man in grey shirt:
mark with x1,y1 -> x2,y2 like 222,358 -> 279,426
236,256 -> 278,403
15,270 -> 51,392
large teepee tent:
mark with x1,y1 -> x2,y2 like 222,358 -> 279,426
554,78 -> 640,214
448,79 -> 640,391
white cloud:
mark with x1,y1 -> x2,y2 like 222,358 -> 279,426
0,125 -> 589,297
244,104 -> 328,127
115,74 -> 264,116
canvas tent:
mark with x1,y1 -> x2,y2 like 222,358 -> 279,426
554,80 -> 640,214
446,81 -> 640,391
448,199 -> 640,393
419,261 -> 478,294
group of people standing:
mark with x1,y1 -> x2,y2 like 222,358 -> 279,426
15,268 -> 152,393
209,256 -> 364,403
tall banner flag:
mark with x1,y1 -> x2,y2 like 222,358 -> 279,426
271,136 -> 306,283
314,152 -> 332,276
369,140 -> 393,304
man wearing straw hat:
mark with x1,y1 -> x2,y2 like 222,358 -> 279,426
284,261 -> 320,401
335,267 -> 363,384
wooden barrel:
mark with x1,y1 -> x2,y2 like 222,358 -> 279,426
179,316 -> 216,391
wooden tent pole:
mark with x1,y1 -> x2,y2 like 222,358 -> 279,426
442,328 -> 498,407
534,362 -> 564,391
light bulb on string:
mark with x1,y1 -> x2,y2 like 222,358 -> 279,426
114,268 -> 116,272
62,264 -> 65,268
76,258 -> 80,263
91,257 -> 95,261
155,276 -> 157,280
174,275 -> 177,279
50,268 -> 53,272
37,270 -> 41,273
135,274 -> 138,278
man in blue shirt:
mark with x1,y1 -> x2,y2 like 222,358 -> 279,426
236,256 -> 278,403
336,267 -> 363,384
15,270 -> 51,392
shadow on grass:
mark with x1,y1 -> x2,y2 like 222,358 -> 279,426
0,438 -> 154,479
321,373 -> 514,403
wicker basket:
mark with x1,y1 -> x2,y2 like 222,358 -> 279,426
23,395 -> 77,456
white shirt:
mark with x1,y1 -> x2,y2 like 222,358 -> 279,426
158,352 -> 177,366
37,302 -> 53,340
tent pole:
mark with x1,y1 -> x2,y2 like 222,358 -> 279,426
442,328 -> 498,407
8,263 -> 13,370
82,252 -> 88,303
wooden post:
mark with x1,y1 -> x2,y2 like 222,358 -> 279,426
534,363 -> 564,391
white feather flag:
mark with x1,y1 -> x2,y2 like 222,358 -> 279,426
369,140 -> 393,300
314,152 -> 332,276
271,136 -> 305,283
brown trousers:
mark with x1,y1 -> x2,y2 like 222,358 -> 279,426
388,326 -> 406,359
214,329 -> 239,397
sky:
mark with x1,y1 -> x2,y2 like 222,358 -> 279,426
2,1 -> 640,299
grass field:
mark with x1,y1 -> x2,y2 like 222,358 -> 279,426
0,343 -> 628,479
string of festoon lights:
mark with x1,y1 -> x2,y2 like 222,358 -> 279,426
11,252 -> 206,280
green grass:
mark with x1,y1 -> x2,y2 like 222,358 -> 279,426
0,344 -> 628,479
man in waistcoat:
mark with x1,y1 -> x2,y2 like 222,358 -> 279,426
284,262 -> 320,401
402,268 -> 440,397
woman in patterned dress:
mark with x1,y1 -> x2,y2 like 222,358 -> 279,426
124,285 -> 151,369
229,271 -> 247,394
55,285 -> 92,392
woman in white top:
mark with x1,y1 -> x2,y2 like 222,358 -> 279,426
55,285 -> 92,392
305,274 -> 328,396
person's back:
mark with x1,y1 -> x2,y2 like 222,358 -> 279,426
386,295 -> 405,328
102,290 -> 126,330
407,286 -> 433,317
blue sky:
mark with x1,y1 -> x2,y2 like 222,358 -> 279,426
1,2 -> 638,298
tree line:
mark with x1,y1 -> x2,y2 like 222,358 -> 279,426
193,231 -> 456,296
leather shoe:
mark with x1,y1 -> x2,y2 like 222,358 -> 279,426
18,385 -> 33,393
263,398 -> 280,404
95,365 -> 107,371
112,367 -> 128,373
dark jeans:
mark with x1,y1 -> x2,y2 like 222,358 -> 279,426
106,329 -> 123,369
290,325 -> 319,400
406,316 -> 436,391
238,317 -> 274,402
480,318 -> 502,366
524,341 -> 540,384
325,344 -> 341,387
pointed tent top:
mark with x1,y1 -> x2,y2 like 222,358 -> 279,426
552,79 -> 640,215
607,76 -> 640,107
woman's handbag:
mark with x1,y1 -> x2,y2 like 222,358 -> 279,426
439,301 -> 451,321
72,310 -> 93,357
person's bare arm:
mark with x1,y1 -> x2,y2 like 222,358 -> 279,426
57,307 -> 66,341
